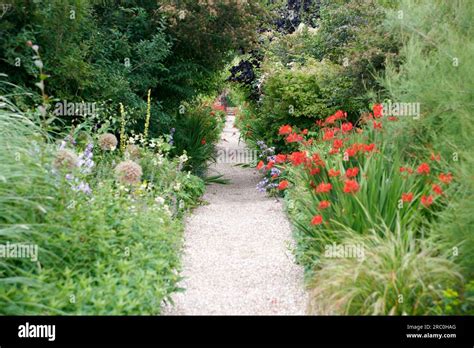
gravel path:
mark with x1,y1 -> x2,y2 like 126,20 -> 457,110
163,109 -> 307,315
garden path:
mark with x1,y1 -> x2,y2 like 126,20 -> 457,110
163,108 -> 307,315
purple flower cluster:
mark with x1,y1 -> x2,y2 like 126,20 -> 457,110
78,143 -> 94,174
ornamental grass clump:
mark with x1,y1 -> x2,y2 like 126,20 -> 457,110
115,160 -> 143,185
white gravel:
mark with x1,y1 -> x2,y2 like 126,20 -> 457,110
162,109 -> 308,315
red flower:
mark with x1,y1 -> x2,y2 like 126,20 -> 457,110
289,151 -> 307,166
312,153 -> 325,167
432,184 -> 443,195
311,215 -> 323,225
343,180 -> 359,194
278,124 -> 293,135
256,160 -> 264,170
421,195 -> 433,207
430,153 -> 441,161
325,115 -> 337,125
345,167 -> 359,178
301,129 -> 308,135
316,182 -> 332,193
318,200 -> 331,210
278,180 -> 289,190
329,148 -> 339,155
286,133 -> 303,143
345,148 -> 356,158
334,110 -> 346,119
400,166 -> 413,174
310,167 -> 321,175
439,172 -> 453,184
275,154 -> 287,163
333,139 -> 344,149
201,138 -> 206,145
401,192 -> 413,203
373,104 -> 383,118
323,129 -> 335,141
341,122 -> 353,133
328,169 -> 340,177
416,162 -> 430,175
388,116 -> 398,121
266,161 -> 275,170
279,124 -> 293,135
373,121 -> 383,129
364,143 -> 376,152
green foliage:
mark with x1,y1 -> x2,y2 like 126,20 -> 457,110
0,102 -> 205,314
171,103 -> 226,177
382,0 -> 474,280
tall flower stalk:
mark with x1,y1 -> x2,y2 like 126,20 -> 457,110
119,103 -> 126,153
143,89 -> 151,141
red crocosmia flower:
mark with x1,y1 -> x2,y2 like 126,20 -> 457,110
325,115 -> 337,125
301,129 -> 308,135
345,148 -> 356,158
316,182 -> 332,193
388,116 -> 398,121
373,104 -> 383,118
439,172 -> 453,184
400,166 -> 414,174
430,153 -> 441,161
310,167 -> 321,175
416,162 -> 430,175
266,161 -> 275,170
286,133 -> 303,143
289,151 -> 307,166
310,181 -> 317,189
341,122 -> 353,133
328,169 -> 340,177
343,180 -> 359,194
373,121 -> 383,129
345,167 -> 359,178
323,129 -> 335,141
364,143 -> 376,152
201,138 -> 206,145
275,154 -> 287,163
401,192 -> 413,202
316,119 -> 324,127
278,180 -> 289,190
311,215 -> 323,225
312,153 -> 325,167
334,110 -> 346,119
329,147 -> 339,155
432,184 -> 443,195
333,139 -> 344,149
279,124 -> 293,135
256,160 -> 264,170
318,200 -> 331,210
421,195 -> 433,207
